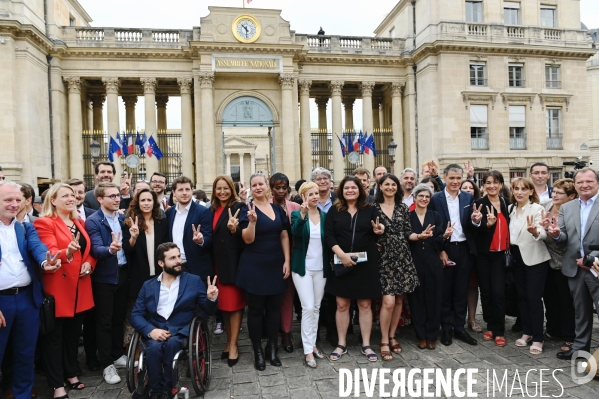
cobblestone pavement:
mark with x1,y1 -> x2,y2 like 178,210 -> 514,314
26,313 -> 599,399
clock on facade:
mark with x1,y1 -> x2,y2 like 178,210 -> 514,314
232,15 -> 261,43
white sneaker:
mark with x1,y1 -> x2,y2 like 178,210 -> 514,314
214,322 -> 224,335
113,354 -> 127,369
103,364 -> 121,384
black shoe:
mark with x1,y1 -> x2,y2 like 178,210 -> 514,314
149,391 -> 162,399
454,329 -> 478,346
441,329 -> 453,346
227,356 -> 239,367
220,351 -> 229,360
160,392 -> 172,399
281,332 -> 293,353
265,340 -> 282,367
511,320 -> 522,333
252,342 -> 265,371
556,349 -> 575,360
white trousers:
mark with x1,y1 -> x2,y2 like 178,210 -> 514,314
292,269 -> 327,355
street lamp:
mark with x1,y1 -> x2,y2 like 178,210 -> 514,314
89,139 -> 101,159
387,139 -> 398,175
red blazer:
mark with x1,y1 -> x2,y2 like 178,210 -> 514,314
34,216 -> 96,317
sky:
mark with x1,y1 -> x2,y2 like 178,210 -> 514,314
82,0 -> 599,130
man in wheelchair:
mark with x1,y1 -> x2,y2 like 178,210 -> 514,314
131,242 -> 218,399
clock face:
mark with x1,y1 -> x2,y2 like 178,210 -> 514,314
237,19 -> 257,40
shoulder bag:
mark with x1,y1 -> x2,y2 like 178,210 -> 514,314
332,211 -> 366,276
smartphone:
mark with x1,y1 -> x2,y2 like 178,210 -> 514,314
446,260 -> 456,266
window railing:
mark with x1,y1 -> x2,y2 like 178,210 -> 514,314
544,29 -> 561,40
471,137 -> 489,150
510,137 -> 527,150
467,24 -> 487,36
547,136 -> 563,149
506,26 -> 524,38
546,80 -> 561,89
509,79 -> 525,87
470,78 -> 487,86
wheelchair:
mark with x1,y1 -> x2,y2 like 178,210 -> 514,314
126,316 -> 212,398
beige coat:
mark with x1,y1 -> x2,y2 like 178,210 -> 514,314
509,202 -> 551,266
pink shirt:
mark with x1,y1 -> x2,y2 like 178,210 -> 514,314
268,198 -> 301,223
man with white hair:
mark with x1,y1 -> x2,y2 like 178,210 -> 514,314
311,167 -> 336,213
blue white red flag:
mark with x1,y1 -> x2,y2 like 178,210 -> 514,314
136,131 -> 144,154
148,135 -> 164,160
120,132 -> 128,156
337,134 -> 346,158
363,133 -> 377,156
141,133 -> 151,157
108,136 -> 121,162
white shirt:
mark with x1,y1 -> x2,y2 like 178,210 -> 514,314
0,219 -> 32,290
172,202 -> 192,262
305,220 -> 323,271
156,273 -> 180,320
402,192 -> 414,208
78,205 -> 86,222
445,189 -> 466,242
538,186 -> 550,202
509,207 -> 525,246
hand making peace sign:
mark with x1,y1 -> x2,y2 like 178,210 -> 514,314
206,276 -> 219,301
526,215 -> 539,237
66,232 -> 81,258
227,208 -> 240,234
129,216 -> 140,239
238,182 -> 248,202
109,231 -> 122,254
539,210 -> 550,229
443,222 -> 455,239
420,224 -> 435,239
463,160 -> 475,179
246,202 -> 258,223
371,217 -> 385,235
44,250 -> 62,272
486,206 -> 497,227
547,216 -> 561,238
299,194 -> 309,217
120,172 -> 132,196
192,224 -> 204,245
471,203 -> 483,223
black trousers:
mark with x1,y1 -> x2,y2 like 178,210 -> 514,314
409,253 -> 443,342
93,268 -> 129,368
544,268 -> 575,341
245,292 -> 282,344
512,246 -> 548,343
82,307 -> 98,365
441,242 -> 472,331
476,252 -> 506,336
41,313 -> 85,389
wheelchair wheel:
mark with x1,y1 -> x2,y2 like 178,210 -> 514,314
126,332 -> 148,398
189,317 -> 212,394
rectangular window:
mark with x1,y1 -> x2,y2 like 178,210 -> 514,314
549,168 -> 562,185
466,1 -> 483,23
509,105 -> 526,149
69,16 -> 76,27
470,105 -> 488,150
470,62 -> 486,86
389,27 -> 395,38
510,169 -> 526,181
504,2 -> 520,25
473,170 -> 487,188
541,5 -> 556,28
546,108 -> 562,149
545,65 -> 561,88
508,64 -> 524,87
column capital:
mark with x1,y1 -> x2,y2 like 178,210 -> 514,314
198,72 -> 214,88
279,73 -> 295,89
140,78 -> 157,94
64,77 -> 82,94
298,79 -> 312,95
360,81 -> 376,97
122,96 -> 138,108
155,95 -> 169,109
177,77 -> 193,94
315,97 -> 328,109
89,94 -> 106,108
102,77 -> 120,94
342,97 -> 355,109
389,82 -> 405,97
329,80 -> 344,95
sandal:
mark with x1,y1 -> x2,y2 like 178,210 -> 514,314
389,337 -> 402,354
67,381 -> 85,390
482,331 -> 494,341
305,356 -> 317,368
495,337 -> 506,347
329,345 -> 347,361
361,346 -> 378,362
530,344 -> 543,355
468,320 -> 482,333
380,343 -> 393,361
560,342 -> 573,352
313,348 -> 325,359
515,336 -> 532,347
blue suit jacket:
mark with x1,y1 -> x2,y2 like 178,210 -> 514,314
430,190 -> 478,256
130,272 -> 217,338
0,221 -> 47,308
166,201 -> 213,281
85,209 -> 127,285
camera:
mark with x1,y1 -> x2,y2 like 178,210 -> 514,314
563,157 -> 589,178
583,245 -> 599,267
350,255 -> 359,262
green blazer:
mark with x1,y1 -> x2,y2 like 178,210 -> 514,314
290,210 -> 329,277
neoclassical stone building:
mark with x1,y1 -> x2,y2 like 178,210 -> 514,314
0,0 -> 594,190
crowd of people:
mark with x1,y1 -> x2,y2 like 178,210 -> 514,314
1,159 -> 599,399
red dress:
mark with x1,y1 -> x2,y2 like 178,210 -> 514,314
213,206 -> 247,312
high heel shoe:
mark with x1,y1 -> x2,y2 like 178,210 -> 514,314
227,356 -> 239,367
281,331 -> 293,353
220,351 -> 229,360
265,340 -> 282,367
252,342 -> 265,371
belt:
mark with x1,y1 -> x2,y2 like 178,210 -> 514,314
0,284 -> 31,295
448,241 -> 468,246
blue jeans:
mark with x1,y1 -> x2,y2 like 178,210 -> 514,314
143,335 -> 185,393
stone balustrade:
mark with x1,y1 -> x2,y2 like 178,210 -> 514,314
298,35 -> 403,55
67,27 -> 192,47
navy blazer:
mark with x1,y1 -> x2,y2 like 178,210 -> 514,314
85,209 -> 127,285
130,272 -> 217,338
166,201 -> 213,281
430,189 -> 477,256
83,206 -> 96,219
0,221 -> 47,308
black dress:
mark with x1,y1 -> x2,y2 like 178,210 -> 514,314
324,205 -> 382,299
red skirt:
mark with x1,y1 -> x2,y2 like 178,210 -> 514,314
215,265 -> 247,312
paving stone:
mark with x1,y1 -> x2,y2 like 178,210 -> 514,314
233,381 -> 260,395
287,375 -> 313,389
232,370 -> 258,384
260,384 -> 290,399
315,378 -> 338,392
258,373 -> 286,387
289,386 -> 320,399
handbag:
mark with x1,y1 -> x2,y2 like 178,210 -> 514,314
39,295 -> 56,335
332,211 -> 359,277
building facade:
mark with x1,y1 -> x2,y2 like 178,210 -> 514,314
0,0 -> 594,190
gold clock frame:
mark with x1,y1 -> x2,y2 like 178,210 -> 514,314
232,14 -> 261,44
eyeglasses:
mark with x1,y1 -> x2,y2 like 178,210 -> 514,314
102,194 -> 120,200
552,191 -> 566,196
314,177 -> 330,182
151,180 -> 166,184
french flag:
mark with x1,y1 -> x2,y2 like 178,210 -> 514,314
354,131 -> 363,152
142,133 -> 152,157
127,132 -> 134,155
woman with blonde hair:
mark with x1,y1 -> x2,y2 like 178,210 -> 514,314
34,184 -> 96,398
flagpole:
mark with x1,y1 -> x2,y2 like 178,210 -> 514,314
243,0 -> 245,8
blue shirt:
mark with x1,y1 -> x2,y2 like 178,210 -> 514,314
317,194 -> 333,213
579,192 -> 599,256
102,210 -> 127,266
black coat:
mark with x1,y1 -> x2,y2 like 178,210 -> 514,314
122,217 -> 170,298
211,202 -> 245,285
473,196 -> 511,255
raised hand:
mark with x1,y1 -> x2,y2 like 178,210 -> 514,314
79,261 -> 92,277
421,224 -> 435,239
539,210 -> 550,229
206,276 -> 219,301
44,251 -> 62,272
547,216 -> 561,238
227,208 -> 240,233
463,160 -> 475,179
66,232 -> 81,258
428,162 -> 438,177
299,194 -> 309,217
526,215 -> 539,237
192,224 -> 204,245
120,172 -> 131,196
109,231 -> 122,254
486,206 -> 497,227
371,217 -> 385,235
129,216 -> 140,239
471,204 -> 483,223
247,202 -> 258,223
239,182 -> 247,202
443,222 -> 455,239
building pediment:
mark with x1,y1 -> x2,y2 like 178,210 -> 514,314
224,136 -> 257,149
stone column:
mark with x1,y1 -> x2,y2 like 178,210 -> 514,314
122,96 -> 137,132
361,82 -> 375,172
103,77 -> 121,176
250,153 -> 256,174
372,97 -> 382,131
330,81 -> 344,181
90,94 -> 105,132
193,75 -> 202,185
65,78 -> 84,180
315,97 -> 328,131
238,153 -> 245,184
199,72 -> 215,186
178,78 -> 194,179
292,76 -> 301,180
87,100 -> 93,131
225,153 -> 231,176
299,79 -> 312,180
140,78 -> 158,177
390,83 -> 405,172
343,97 -> 355,132
156,95 -> 169,132
279,73 -> 296,180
